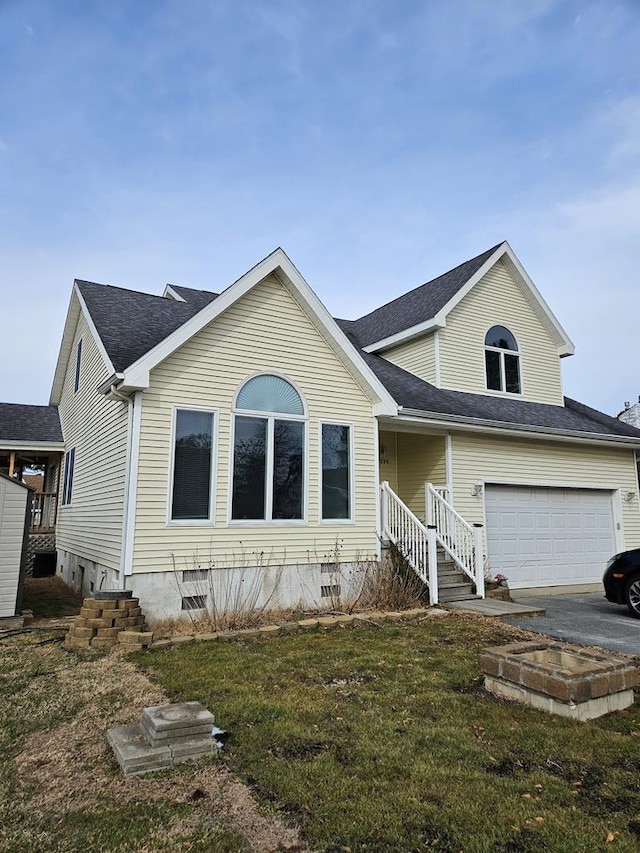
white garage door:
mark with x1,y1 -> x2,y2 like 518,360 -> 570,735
485,485 -> 616,588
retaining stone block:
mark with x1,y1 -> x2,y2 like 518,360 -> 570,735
71,627 -> 96,640
92,637 -> 118,649
97,627 -> 121,639
66,636 -> 91,649
101,608 -> 121,620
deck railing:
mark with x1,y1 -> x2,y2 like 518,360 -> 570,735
31,492 -> 57,532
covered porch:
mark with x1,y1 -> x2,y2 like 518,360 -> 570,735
377,425 -> 485,606
0,448 -> 61,533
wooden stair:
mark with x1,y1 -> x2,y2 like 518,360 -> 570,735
436,549 -> 478,603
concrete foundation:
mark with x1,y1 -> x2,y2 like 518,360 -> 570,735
121,559 -> 375,623
57,550 -> 120,598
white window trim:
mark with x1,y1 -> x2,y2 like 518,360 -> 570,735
318,420 -> 355,524
73,339 -> 82,394
166,405 -> 218,526
228,408 -> 309,526
232,370 -> 308,417
484,325 -> 523,395
61,447 -> 75,506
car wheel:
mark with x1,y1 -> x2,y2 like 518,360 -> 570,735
625,575 -> 640,618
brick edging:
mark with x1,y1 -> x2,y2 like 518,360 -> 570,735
147,607 -> 448,651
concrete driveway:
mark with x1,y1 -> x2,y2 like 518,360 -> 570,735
505,591 -> 640,657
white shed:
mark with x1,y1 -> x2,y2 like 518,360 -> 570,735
0,474 -> 32,621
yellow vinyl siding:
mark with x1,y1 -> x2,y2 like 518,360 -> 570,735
56,312 -> 129,570
378,431 -> 398,492
396,433 -> 446,519
132,275 -> 379,573
382,334 -> 437,384
439,260 -> 564,404
450,431 -> 640,549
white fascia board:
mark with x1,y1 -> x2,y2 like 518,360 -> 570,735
49,283 -> 116,405
362,318 -> 444,354
162,285 -> 186,301
393,409 -> 640,449
119,248 -> 398,416
270,264 -> 397,416
499,246 -> 575,356
49,290 -> 80,405
363,241 -> 575,358
1,440 -> 65,452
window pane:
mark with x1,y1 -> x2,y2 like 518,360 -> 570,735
273,420 -> 304,519
504,354 -> 521,394
322,424 -> 351,519
63,447 -> 75,505
485,350 -> 502,391
236,375 -> 304,415
232,416 -> 267,519
172,410 -> 213,520
74,340 -> 82,393
485,325 -> 517,351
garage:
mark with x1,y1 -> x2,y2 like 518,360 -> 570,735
485,485 -> 616,589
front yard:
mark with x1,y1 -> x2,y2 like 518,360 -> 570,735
3,610 -> 640,851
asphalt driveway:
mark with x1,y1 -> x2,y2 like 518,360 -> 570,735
505,592 -> 640,657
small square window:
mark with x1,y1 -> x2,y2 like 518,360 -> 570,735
181,595 -> 207,611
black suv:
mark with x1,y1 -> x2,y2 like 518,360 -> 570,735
603,548 -> 640,617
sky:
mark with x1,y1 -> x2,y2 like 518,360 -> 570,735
1,0 -> 639,415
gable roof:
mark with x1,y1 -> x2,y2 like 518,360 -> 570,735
64,252 -> 398,417
164,284 -> 219,311
0,403 -> 63,444
337,320 -> 640,443
76,281 -> 209,374
353,241 -> 574,357
352,243 -> 501,347
50,243 -> 629,444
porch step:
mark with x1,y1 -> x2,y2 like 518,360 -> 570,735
438,585 -> 478,603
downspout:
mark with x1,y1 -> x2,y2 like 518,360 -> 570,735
113,386 -> 143,590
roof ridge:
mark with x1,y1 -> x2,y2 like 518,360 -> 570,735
353,242 -> 504,324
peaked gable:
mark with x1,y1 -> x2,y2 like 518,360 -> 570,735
356,242 -> 574,357
352,244 -> 501,348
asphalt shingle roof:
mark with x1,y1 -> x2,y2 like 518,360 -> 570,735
167,285 -> 219,311
74,248 -> 640,443
0,404 -> 62,443
336,319 -> 640,440
350,243 -> 502,347
77,281 -> 209,373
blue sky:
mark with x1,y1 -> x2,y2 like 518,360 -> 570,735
1,0 -> 639,414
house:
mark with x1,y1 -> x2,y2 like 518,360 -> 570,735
31,240 -> 640,621
619,399 -> 640,430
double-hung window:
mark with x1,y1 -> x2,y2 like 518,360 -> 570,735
321,423 -> 352,520
170,408 -> 216,522
231,375 -> 306,521
62,447 -> 75,505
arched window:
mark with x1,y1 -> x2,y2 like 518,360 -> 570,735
484,325 -> 521,394
232,375 -> 306,521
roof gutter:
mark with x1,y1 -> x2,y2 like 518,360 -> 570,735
391,408 -> 640,449
97,374 -> 125,397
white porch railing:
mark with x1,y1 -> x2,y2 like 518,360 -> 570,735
425,483 -> 485,598
380,481 -> 439,605
31,491 -> 58,532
